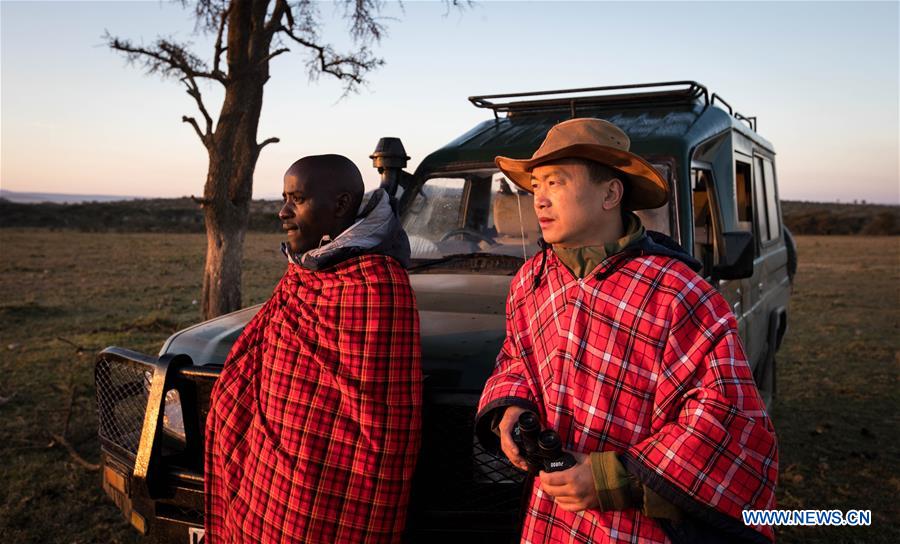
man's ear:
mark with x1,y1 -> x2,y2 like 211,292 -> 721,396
602,178 -> 624,210
334,192 -> 353,217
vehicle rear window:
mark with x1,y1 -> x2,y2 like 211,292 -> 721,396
762,158 -> 781,241
753,156 -> 781,243
735,160 -> 754,234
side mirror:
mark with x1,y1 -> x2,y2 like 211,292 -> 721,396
712,231 -> 754,280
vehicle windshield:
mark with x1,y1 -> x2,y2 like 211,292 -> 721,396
403,170 -> 540,262
402,165 -> 675,263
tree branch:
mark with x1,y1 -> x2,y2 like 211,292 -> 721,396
257,137 -> 280,155
212,5 -> 230,79
182,115 -> 208,144
279,26 -> 383,95
50,433 -> 100,472
190,194 -> 212,207
265,0 -> 291,37
55,336 -> 98,354
343,0 -> 387,43
106,32 -> 226,84
181,76 -> 214,136
260,47 -> 291,65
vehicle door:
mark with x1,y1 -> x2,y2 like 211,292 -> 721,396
689,163 -> 748,343
751,153 -> 789,356
734,155 -> 765,369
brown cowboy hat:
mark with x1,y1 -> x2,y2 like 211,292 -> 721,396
495,118 -> 668,210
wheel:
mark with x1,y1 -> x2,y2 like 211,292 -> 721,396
783,226 -> 798,286
756,353 -> 776,413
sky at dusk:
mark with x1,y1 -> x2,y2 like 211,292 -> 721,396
1,0 -> 898,203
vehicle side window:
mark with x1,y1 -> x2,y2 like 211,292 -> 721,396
691,168 -> 715,274
753,156 -> 781,243
763,158 -> 781,241
753,157 -> 770,243
735,161 -> 754,234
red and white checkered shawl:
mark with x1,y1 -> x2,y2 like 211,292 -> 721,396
476,249 -> 777,544
205,255 -> 422,543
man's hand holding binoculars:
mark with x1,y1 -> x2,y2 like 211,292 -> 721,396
497,408 -> 599,512
497,405 -> 530,471
537,453 -> 600,512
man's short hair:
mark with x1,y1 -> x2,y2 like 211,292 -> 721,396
573,158 -> 631,205
572,158 -> 617,184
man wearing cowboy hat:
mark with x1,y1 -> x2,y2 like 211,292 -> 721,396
475,118 -> 778,544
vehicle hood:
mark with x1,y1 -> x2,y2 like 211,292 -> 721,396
160,274 -> 512,391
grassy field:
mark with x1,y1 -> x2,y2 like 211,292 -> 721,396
770,236 -> 899,543
0,231 -> 897,542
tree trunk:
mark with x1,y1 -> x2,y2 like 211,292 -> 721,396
200,79 -> 267,319
201,213 -> 247,319
200,0 -> 274,319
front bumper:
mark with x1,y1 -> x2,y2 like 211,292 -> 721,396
95,347 -> 527,542
95,347 -> 218,542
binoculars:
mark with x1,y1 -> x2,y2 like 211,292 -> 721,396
511,411 -> 576,474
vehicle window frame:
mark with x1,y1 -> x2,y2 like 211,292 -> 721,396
752,156 -> 771,245
689,161 -> 724,280
761,155 -> 782,245
733,157 -> 756,240
753,152 -> 782,248
641,155 -> 681,246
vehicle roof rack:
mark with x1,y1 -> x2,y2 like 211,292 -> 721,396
469,81 -> 709,119
735,112 -> 757,132
469,81 -> 758,131
711,92 -> 758,131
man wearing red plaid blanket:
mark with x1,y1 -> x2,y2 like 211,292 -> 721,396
205,154 -> 422,543
475,119 -> 778,544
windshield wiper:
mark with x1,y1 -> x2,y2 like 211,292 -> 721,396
408,252 -> 524,272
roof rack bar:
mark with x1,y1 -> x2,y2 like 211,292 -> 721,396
735,112 -> 757,132
469,81 -> 709,113
469,82 -> 759,134
710,93 -> 733,115
470,81 -> 706,105
478,91 -> 703,115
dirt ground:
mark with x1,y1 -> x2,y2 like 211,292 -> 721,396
0,231 -> 897,543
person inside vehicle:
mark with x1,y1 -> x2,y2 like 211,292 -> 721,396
204,154 -> 422,543
475,119 -> 778,543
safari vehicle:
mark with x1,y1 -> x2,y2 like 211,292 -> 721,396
95,81 -> 795,542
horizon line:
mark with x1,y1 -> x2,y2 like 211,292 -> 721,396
2,188 -> 898,207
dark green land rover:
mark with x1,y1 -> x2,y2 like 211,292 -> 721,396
95,81 -> 795,542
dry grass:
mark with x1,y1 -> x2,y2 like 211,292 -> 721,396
0,230 -> 285,543
0,231 -> 897,542
773,235 -> 899,543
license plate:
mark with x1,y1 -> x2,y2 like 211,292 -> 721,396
189,527 -> 205,543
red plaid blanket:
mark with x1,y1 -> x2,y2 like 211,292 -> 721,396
477,250 -> 777,544
205,255 -> 422,543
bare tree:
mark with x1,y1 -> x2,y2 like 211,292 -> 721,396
107,0 -> 411,319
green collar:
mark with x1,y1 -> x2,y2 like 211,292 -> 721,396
552,212 -> 645,278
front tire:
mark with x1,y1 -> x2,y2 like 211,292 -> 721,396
784,226 -> 798,286
756,353 -> 776,413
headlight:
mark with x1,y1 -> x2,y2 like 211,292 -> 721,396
143,370 -> 186,442
162,389 -> 186,442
